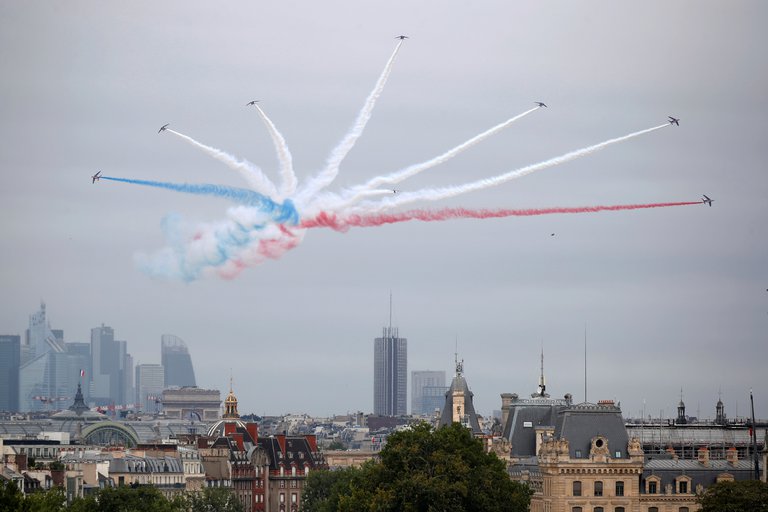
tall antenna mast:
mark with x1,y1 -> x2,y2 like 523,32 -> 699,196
584,325 -> 588,403
389,291 -> 392,330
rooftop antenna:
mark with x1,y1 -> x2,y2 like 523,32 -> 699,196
750,388 -> 760,479
389,291 -> 392,330
584,325 -> 588,403
538,340 -> 546,396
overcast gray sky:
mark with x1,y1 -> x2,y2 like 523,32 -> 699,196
1,1 -> 766,420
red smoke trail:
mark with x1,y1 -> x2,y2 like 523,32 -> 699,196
301,202 -> 701,232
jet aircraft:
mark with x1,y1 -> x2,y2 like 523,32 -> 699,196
668,116 -> 680,126
246,100 -> 259,106
91,171 -> 101,183
395,35 -> 409,40
391,189 -> 400,194
702,194 -> 714,207
535,102 -> 547,108
158,123 -> 170,133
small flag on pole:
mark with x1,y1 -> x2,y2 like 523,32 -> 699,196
80,369 -> 85,377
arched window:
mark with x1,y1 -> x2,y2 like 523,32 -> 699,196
572,508 -> 582,512
615,508 -> 625,512
594,481 -> 603,497
648,507 -> 659,512
594,507 -> 604,512
573,481 -> 582,496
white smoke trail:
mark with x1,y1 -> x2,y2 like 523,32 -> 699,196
253,104 -> 297,199
167,129 -> 278,198
295,40 -> 405,205
352,123 -> 669,213
345,105 -> 541,200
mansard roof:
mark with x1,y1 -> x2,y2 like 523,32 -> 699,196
553,402 -> 630,459
642,458 -> 755,491
258,435 -> 324,472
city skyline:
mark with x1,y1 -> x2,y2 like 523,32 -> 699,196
1,300 -> 763,421
1,2 -> 766,419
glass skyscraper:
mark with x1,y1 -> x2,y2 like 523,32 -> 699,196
161,334 -> 196,388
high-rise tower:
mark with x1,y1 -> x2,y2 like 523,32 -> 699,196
373,296 -> 407,416
161,334 -> 196,388
0,335 -> 20,412
411,370 -> 446,416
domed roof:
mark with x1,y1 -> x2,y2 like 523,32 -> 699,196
222,378 -> 239,419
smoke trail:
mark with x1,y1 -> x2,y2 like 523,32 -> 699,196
353,124 -> 669,213
302,201 -> 700,231
100,176 -> 298,225
166,129 -> 278,197
296,40 -> 405,204
253,104 -> 297,199
137,209 -> 305,281
346,105 -> 541,198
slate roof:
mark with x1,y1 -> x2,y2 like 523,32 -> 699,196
642,458 -> 755,492
554,402 -> 629,459
503,401 -> 560,457
438,375 -> 482,434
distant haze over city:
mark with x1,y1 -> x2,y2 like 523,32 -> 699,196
1,2 -> 766,419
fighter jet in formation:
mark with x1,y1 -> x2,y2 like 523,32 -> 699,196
246,100 -> 259,106
668,116 -> 680,126
91,171 -> 101,184
702,194 -> 714,207
158,123 -> 170,133
395,35 -> 409,40
535,102 -> 547,108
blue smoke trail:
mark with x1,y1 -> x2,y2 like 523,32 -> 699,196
101,176 -> 298,225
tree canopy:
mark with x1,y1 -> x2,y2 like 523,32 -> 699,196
697,479 -> 768,512
302,422 -> 533,512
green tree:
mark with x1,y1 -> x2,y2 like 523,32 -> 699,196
67,485 -> 184,512
698,479 -> 768,512
24,486 -> 67,512
185,487 -> 244,512
0,478 -> 26,512
302,422 -> 532,512
326,440 -> 346,451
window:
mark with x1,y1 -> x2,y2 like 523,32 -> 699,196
679,480 -> 688,494
572,508 -> 582,512
594,481 -> 603,497
615,508 -> 625,512
594,508 -> 604,512
648,508 -> 658,512
573,481 -> 582,496
679,508 -> 689,512
648,481 -> 657,494
615,481 -> 624,497
575,449 -> 583,458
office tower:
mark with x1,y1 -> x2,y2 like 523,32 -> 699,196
18,302 -> 66,412
0,335 -> 20,412
90,325 -> 115,405
65,343 -> 91,402
411,370 -> 447,416
161,334 -> 196,387
135,364 -> 165,413
373,325 -> 407,417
